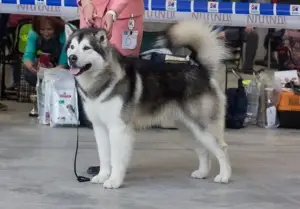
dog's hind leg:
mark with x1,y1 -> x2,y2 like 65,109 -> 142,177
181,115 -> 231,183
103,122 -> 135,189
191,147 -> 211,179
178,121 -> 211,179
90,123 -> 111,184
210,116 -> 232,182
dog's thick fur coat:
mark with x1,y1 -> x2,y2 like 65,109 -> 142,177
65,19 -> 231,189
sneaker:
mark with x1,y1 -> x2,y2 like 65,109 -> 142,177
0,103 -> 8,111
87,166 -> 100,175
6,84 -> 18,91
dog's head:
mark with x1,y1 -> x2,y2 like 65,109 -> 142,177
65,24 -> 109,76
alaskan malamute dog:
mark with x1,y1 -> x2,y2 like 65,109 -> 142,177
65,20 -> 231,189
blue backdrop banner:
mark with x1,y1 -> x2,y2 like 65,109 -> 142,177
1,0 -> 299,16
1,0 -> 300,29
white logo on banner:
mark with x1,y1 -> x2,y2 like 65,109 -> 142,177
290,5 -> 300,16
166,0 -> 177,12
249,3 -> 260,15
35,0 -> 45,4
208,1 -> 219,13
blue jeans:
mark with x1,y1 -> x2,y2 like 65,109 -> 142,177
23,67 -> 37,87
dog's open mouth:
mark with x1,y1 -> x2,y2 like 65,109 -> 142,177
69,63 -> 92,76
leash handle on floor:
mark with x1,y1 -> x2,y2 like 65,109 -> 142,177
66,105 -> 90,183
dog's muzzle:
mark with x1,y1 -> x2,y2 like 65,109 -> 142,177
68,54 -> 78,65
68,54 -> 91,76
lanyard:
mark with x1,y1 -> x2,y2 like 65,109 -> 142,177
128,14 -> 135,35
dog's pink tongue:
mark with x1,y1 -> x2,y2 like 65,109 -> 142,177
69,68 -> 80,75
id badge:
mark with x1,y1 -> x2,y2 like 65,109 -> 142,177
122,31 -> 138,50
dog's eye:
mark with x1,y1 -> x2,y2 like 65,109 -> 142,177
70,45 -> 74,50
83,46 -> 91,51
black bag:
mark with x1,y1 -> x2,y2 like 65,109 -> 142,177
226,79 -> 248,129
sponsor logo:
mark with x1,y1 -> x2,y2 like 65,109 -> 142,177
36,0 -> 45,4
249,3 -> 260,15
290,5 -> 300,16
166,0 -> 177,12
208,1 -> 219,13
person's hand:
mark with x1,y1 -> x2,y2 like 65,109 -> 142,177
28,66 -> 38,74
24,61 -> 37,74
82,3 -> 96,27
38,62 -> 53,69
48,62 -> 54,68
102,12 -> 114,39
55,65 -> 65,69
245,25 -> 253,33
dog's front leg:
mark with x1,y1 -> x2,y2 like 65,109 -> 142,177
103,123 -> 135,189
90,123 -> 111,184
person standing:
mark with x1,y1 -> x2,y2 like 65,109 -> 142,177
217,0 -> 259,74
77,0 -> 144,56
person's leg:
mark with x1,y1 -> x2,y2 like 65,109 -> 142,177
22,68 -> 38,117
23,68 -> 37,87
256,29 -> 280,67
264,29 -> 274,55
7,60 -> 21,90
13,61 -> 21,87
263,28 -> 282,66
264,29 -> 278,61
242,30 -> 259,74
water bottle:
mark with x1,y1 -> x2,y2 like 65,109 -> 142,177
245,80 -> 260,125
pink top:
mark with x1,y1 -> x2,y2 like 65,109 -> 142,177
8,14 -> 32,27
78,0 -> 144,19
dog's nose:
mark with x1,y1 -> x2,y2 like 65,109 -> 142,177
68,54 -> 78,64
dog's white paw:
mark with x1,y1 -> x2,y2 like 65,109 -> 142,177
91,172 -> 110,184
103,177 -> 123,189
191,170 -> 209,179
213,174 -> 229,184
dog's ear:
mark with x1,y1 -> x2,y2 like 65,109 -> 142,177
95,29 -> 108,47
65,24 -> 75,41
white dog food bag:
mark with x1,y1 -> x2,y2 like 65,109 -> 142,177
37,68 -> 79,127
49,69 -> 79,127
37,68 -> 54,125
50,88 -> 79,127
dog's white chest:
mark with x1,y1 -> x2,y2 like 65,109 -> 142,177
84,96 -> 124,125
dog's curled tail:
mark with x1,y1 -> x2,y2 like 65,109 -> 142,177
165,19 -> 228,72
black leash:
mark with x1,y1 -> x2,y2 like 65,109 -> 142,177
67,105 -> 90,183
74,123 -> 90,182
